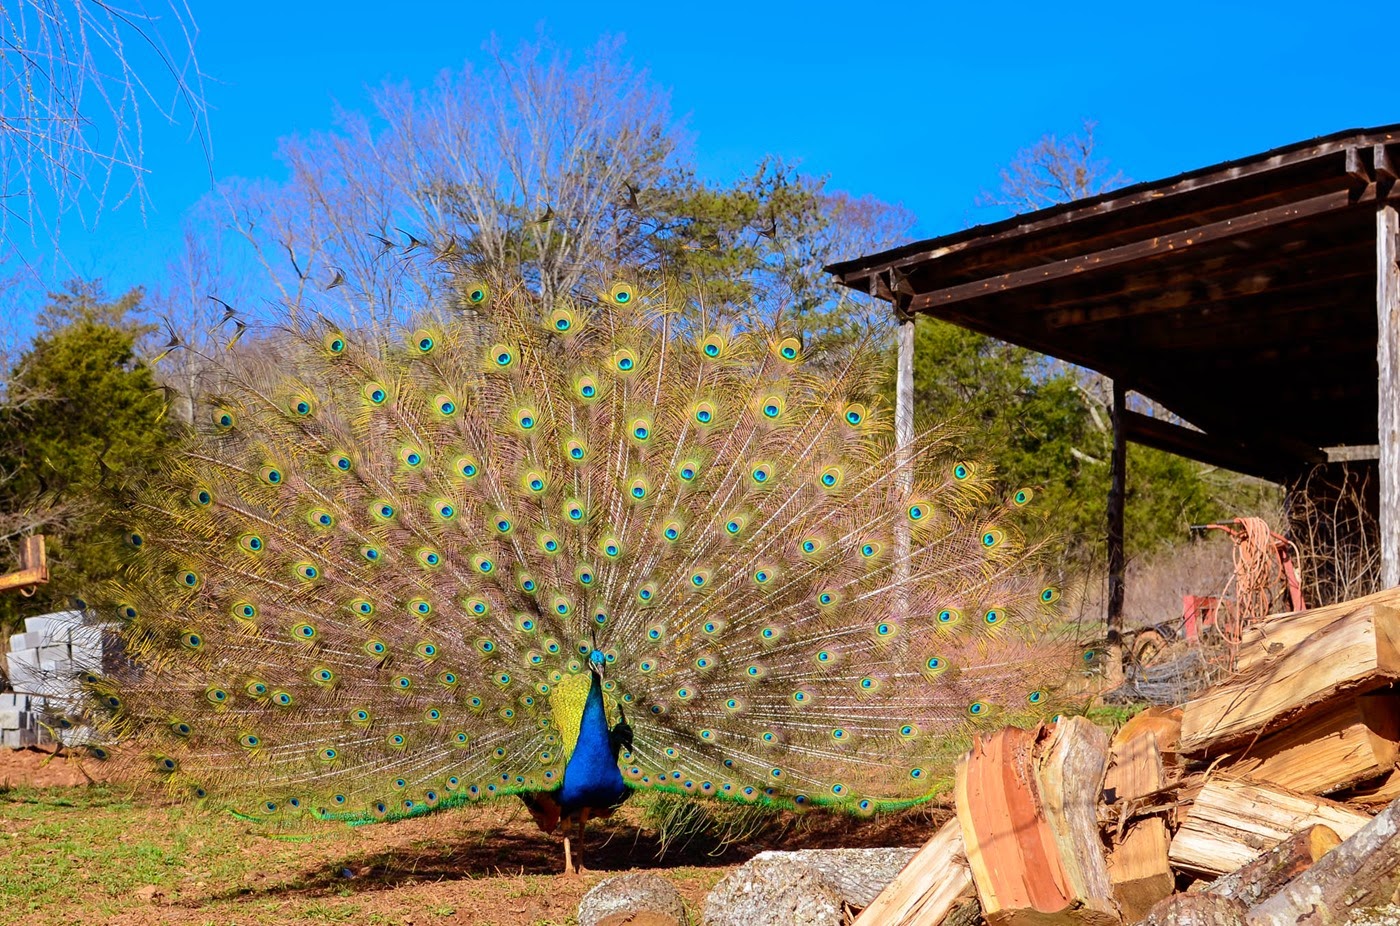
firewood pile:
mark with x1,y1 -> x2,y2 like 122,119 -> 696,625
857,586 -> 1400,926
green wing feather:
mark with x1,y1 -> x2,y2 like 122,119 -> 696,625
89,276 -> 1074,820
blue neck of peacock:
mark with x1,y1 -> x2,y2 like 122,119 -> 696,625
557,670 -> 628,813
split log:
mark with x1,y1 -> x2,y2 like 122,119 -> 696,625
1105,727 -> 1174,921
1204,824 -> 1340,906
1224,692 -> 1400,794
1340,766 -> 1400,806
853,818 -> 972,926
1037,717 -> 1114,905
1233,587 -> 1400,674
955,725 -> 1117,926
1180,602 -> 1400,754
1169,779 -> 1370,876
1115,707 -> 1183,768
1139,894 -> 1247,926
1248,796 -> 1400,926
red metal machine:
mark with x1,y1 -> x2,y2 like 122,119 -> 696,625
1183,518 -> 1305,643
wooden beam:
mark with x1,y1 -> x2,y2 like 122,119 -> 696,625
908,187 -> 1378,314
1380,201 -> 1400,588
1378,144 -> 1398,186
1108,381 -> 1127,646
1119,409 -> 1319,482
1347,147 -> 1373,186
0,535 -> 48,595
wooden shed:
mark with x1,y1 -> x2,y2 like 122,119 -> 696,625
825,125 -> 1400,631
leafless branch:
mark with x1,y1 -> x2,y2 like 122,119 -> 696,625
0,0 -> 209,249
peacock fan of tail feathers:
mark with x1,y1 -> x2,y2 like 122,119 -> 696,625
87,277 -> 1077,833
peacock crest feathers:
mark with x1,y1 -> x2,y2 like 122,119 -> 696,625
90,274 -> 1074,821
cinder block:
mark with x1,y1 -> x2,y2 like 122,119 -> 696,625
0,693 -> 24,709
26,610 -> 84,639
0,708 -> 20,730
8,633 -> 31,652
37,644 -> 69,664
23,618 -> 64,647
68,623 -> 102,650
2,727 -> 36,749
6,647 -> 38,668
5,658 -> 42,695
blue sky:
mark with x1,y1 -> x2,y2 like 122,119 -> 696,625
7,0 -> 1397,333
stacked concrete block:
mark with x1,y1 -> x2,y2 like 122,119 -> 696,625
2,611 -> 118,748
0,692 -> 40,748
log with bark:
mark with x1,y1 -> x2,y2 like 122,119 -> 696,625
1247,795 -> 1400,926
1203,824 -> 1340,907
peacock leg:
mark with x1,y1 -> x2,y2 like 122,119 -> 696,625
575,810 -> 590,874
563,833 -> 574,876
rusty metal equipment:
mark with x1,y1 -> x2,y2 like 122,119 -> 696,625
0,535 -> 49,596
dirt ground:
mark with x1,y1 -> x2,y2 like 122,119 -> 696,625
0,746 -> 945,926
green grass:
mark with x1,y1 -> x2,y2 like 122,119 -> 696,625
0,782 -> 725,925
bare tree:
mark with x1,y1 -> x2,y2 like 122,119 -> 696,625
979,119 -> 1126,213
203,36 -> 911,341
0,0 -> 208,247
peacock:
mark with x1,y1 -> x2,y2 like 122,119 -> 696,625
85,275 -> 1074,873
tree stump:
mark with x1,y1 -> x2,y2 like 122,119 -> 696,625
749,848 -> 918,908
578,872 -> 687,926
702,855 -> 844,926
1139,894 -> 1247,926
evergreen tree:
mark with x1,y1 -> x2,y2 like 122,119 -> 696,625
0,282 -> 175,629
910,317 -> 1220,567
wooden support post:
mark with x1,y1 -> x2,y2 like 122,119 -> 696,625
1380,203 -> 1400,589
1108,381 -> 1128,647
895,313 -> 916,617
896,315 -> 916,482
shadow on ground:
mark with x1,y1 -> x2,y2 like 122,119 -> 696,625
199,799 -> 948,905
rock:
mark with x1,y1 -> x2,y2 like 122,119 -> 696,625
701,856 -> 844,926
578,872 -> 687,926
132,885 -> 164,905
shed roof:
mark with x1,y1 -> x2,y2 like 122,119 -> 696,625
827,125 -> 1400,481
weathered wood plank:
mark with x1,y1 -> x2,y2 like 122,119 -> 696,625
1380,202 -> 1400,588
908,188 -> 1380,313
